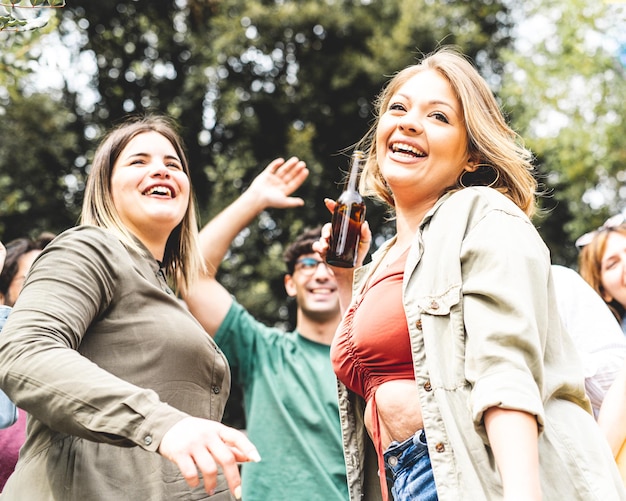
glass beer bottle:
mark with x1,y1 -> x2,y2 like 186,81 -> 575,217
326,150 -> 366,268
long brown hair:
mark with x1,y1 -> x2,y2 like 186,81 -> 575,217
81,115 -> 204,295
578,225 -> 626,323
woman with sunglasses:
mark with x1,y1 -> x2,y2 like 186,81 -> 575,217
578,213 -> 626,333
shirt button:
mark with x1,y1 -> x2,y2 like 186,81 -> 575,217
144,436 -> 153,446
430,300 -> 439,310
435,442 -> 445,453
423,381 -> 432,392
212,385 -> 221,394
415,319 -> 422,330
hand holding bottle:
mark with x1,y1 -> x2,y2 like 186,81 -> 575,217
314,200 -> 371,314
325,150 -> 367,267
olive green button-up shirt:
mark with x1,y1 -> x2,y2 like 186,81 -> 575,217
338,187 -> 626,501
0,226 -> 232,500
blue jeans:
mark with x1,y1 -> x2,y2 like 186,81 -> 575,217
384,430 -> 438,501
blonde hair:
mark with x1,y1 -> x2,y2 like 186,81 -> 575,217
578,225 -> 626,323
81,115 -> 204,295
358,46 -> 537,217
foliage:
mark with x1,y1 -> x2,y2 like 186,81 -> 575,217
0,0 -> 514,325
0,0 -> 64,32
3,0 -> 624,301
0,92 -> 84,239
499,0 -> 626,266
5,0 -> 624,427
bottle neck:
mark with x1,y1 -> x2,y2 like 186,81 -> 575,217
346,153 -> 363,192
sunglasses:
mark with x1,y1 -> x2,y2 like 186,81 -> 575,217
293,257 -> 331,276
575,213 -> 626,249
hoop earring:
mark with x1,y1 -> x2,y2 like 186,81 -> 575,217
459,165 -> 500,189
459,170 -> 471,189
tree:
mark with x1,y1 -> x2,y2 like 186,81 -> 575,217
0,0 -> 64,32
499,0 -> 626,266
3,0 -> 512,326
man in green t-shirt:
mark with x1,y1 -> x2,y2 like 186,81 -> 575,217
184,157 -> 349,501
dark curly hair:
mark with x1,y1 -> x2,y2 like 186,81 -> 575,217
0,232 -> 56,298
282,226 -> 322,274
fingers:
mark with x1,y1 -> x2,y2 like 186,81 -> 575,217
323,197 -> 336,213
265,157 -> 285,174
312,222 -> 333,258
275,156 -> 309,193
159,417 -> 260,499
356,221 -> 372,266
253,156 -> 309,209
219,425 -> 262,463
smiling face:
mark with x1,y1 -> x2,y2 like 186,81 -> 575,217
600,231 -> 626,308
110,131 -> 190,248
284,252 -> 340,322
375,69 -> 472,210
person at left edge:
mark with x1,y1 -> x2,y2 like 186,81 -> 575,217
0,233 -> 56,492
0,115 -> 260,501
0,242 -> 15,434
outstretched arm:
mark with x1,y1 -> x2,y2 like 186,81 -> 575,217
199,157 -> 308,271
184,157 -> 308,335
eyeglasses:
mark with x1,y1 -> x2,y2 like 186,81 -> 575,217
293,257 -> 331,276
575,213 -> 626,249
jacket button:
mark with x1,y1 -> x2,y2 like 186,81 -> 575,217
144,436 -> 153,446
430,300 -> 439,310
212,385 -> 221,394
423,381 -> 432,392
415,319 -> 422,330
435,442 -> 445,453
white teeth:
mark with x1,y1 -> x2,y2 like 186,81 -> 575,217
144,186 -> 172,197
391,142 -> 425,157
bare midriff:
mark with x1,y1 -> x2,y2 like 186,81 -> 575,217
365,379 -> 423,450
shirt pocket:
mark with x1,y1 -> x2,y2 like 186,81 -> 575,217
414,284 -> 467,389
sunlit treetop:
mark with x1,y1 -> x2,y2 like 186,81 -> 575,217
0,0 -> 65,32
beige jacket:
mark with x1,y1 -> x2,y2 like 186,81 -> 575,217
338,187 -> 626,501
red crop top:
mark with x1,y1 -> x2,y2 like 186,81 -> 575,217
331,249 -> 415,501
331,249 -> 414,401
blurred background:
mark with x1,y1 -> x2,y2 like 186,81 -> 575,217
0,0 -> 625,333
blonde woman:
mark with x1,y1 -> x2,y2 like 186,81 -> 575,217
316,47 -> 625,501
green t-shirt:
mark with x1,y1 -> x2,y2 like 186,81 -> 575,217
215,300 -> 349,501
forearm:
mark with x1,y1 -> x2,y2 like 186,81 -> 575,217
484,407 -> 541,501
333,268 -> 356,315
199,188 -> 268,274
199,157 -> 308,273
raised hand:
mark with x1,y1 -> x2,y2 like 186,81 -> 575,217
246,156 -> 309,209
